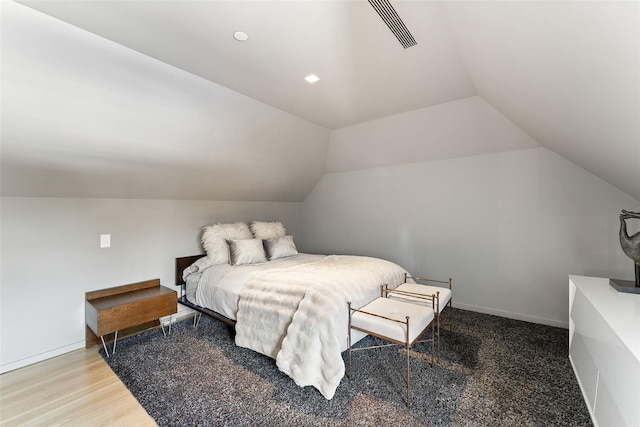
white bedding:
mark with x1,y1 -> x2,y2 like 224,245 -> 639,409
193,253 -> 324,320
185,253 -> 408,399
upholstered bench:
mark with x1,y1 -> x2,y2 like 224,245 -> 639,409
386,274 -> 452,360
348,296 -> 436,406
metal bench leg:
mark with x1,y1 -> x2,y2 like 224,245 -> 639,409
347,302 -> 353,379
406,316 -> 411,407
437,313 -> 441,362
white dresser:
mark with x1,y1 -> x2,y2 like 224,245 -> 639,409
569,275 -> 640,427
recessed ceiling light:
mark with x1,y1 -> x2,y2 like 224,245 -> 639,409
305,74 -> 320,83
233,31 -> 249,42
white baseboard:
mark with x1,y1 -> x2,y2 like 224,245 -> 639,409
0,340 -> 86,374
452,301 -> 569,329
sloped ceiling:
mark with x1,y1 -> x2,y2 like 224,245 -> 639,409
11,0 -> 477,130
443,1 -> 640,201
2,1 -> 639,201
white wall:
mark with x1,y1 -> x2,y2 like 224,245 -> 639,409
0,197 -> 301,372
300,147 -> 640,328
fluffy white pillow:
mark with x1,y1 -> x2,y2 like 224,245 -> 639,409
228,238 -> 268,266
250,221 -> 286,240
182,256 -> 213,281
264,235 -> 299,260
201,222 -> 252,264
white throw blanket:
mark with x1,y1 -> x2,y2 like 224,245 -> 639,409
234,255 -> 407,399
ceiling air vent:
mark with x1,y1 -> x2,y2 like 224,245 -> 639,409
368,0 -> 417,49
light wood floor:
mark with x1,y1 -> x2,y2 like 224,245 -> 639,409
0,347 -> 156,426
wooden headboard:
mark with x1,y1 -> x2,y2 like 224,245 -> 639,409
175,254 -> 206,286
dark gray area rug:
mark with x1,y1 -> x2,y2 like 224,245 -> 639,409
101,308 -> 592,426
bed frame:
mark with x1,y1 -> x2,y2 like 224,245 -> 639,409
175,254 -> 236,327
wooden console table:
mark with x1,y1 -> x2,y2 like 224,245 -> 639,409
85,279 -> 177,357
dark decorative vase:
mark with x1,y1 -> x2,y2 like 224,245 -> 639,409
610,210 -> 640,293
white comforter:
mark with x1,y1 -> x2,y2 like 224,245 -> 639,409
233,255 -> 407,399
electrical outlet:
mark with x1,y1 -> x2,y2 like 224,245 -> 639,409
100,234 -> 111,248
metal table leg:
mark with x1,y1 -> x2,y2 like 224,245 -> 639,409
100,335 -> 110,358
100,330 -> 118,357
161,315 -> 173,337
112,330 -> 118,354
193,312 -> 202,328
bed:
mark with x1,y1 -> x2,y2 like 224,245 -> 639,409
174,221 -> 410,400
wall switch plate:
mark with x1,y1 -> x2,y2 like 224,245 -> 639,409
100,234 -> 111,248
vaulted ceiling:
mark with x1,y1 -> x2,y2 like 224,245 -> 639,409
13,0 -> 478,130
2,1 -> 639,201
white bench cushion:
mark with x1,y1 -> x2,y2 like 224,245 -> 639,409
351,297 -> 434,344
389,283 -> 452,313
